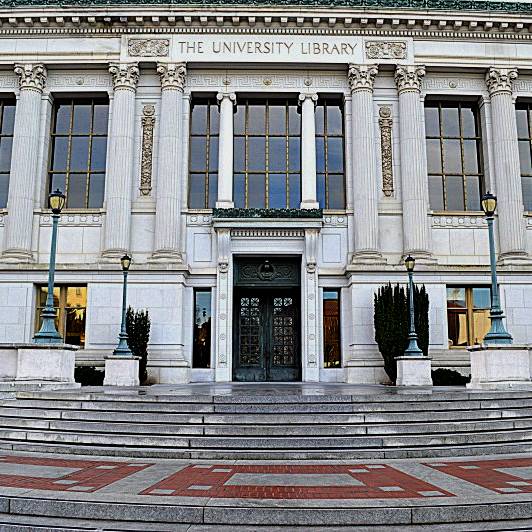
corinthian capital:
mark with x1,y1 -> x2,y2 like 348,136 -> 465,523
109,63 -> 139,91
157,62 -> 187,91
486,67 -> 518,96
14,63 -> 47,92
394,65 -> 425,94
348,64 -> 378,93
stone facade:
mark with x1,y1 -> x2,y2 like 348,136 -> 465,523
1,3 -> 532,384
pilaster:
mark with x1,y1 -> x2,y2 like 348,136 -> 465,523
303,228 -> 319,382
2,63 -> 47,262
216,92 -> 236,209
215,228 -> 232,381
299,93 -> 319,210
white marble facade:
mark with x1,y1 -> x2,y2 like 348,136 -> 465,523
1,4 -> 532,383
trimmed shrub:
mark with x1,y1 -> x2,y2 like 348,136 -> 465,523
74,366 -> 104,386
126,306 -> 151,384
431,368 -> 471,386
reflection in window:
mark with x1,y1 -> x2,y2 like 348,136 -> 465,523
323,290 -> 341,367
425,102 -> 483,211
189,98 -> 219,209
447,286 -> 491,348
36,285 -> 87,347
193,290 -> 212,368
516,103 -> 532,211
316,101 -> 345,209
49,99 -> 108,209
234,99 -> 301,209
0,99 -> 15,209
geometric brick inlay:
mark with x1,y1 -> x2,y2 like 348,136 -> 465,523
0,455 -> 152,493
141,464 -> 455,499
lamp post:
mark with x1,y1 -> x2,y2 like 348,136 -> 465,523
404,255 -> 423,356
34,189 -> 65,344
481,192 -> 513,344
113,254 -> 133,356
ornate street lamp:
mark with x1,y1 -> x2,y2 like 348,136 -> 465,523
481,192 -> 513,344
404,255 -> 423,356
113,254 -> 133,356
34,189 -> 66,344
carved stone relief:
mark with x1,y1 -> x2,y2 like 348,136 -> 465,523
108,63 -> 139,91
128,39 -> 169,57
140,105 -> 155,196
394,65 -> 425,94
14,63 -> 47,92
365,41 -> 407,60
485,67 -> 518,96
378,106 -> 394,198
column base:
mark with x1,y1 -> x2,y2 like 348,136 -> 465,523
401,251 -> 437,266
149,250 -> 183,263
498,251 -> 532,266
104,355 -> 140,386
100,248 -> 128,262
351,250 -> 387,265
300,201 -> 320,210
395,356 -> 433,386
0,248 -> 34,262
467,344 -> 532,390
215,200 -> 234,208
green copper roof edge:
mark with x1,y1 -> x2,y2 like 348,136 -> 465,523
3,0 -> 532,15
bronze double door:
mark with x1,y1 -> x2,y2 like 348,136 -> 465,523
233,287 -> 301,382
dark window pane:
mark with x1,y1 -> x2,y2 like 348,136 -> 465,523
210,105 -> 220,132
189,137 -> 207,171
209,136 -> 218,171
269,173 -> 286,208
315,106 -> 324,135
426,139 -> 442,173
248,174 -> 266,208
65,307 -> 86,347
234,173 -> 245,208
517,109 -> 529,139
193,290 -> 212,368
317,173 -> 326,209
323,290 -> 340,368
67,174 -> 88,208
69,137 -> 90,171
448,310 -> 468,347
50,174 -> 66,195
51,137 -> 69,170
90,137 -> 107,171
523,176 -> 532,211
88,173 -> 105,208
208,173 -> 218,209
327,105 -> 343,135
191,104 -> 207,134
428,175 -> 444,211
247,137 -> 265,171
466,175 -> 481,211
248,105 -> 265,134
234,137 -> 245,172
424,106 -> 440,137
54,103 -> 71,134
92,104 -> 109,135
289,173 -> 301,208
1,104 -> 15,135
473,287 -> 491,309
328,174 -> 345,209
268,105 -> 286,135
315,137 -> 325,172
289,137 -> 300,172
443,139 -> 462,173
189,173 -> 206,209
0,137 -> 12,172
461,107 -> 477,137
0,173 -> 8,209
441,106 -> 460,136
269,137 -> 287,172
234,105 -> 246,134
463,140 -> 479,173
72,104 -> 91,134
519,140 -> 532,175
447,287 -> 466,308
446,175 -> 465,211
327,138 -> 344,173
288,105 -> 300,135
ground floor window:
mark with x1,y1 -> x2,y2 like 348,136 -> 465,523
447,286 -> 491,348
323,290 -> 341,367
35,285 -> 87,347
193,289 -> 212,368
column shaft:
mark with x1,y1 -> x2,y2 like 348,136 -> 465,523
102,63 -> 139,258
216,92 -> 235,208
2,64 -> 47,261
299,93 -> 319,209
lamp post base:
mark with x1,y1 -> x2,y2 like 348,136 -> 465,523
104,355 -> 140,387
395,356 -> 433,386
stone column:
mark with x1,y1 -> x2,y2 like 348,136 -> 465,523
101,63 -> 139,259
151,63 -> 186,262
348,65 -> 385,263
485,67 -> 530,264
216,92 -> 236,209
2,63 -> 47,261
394,65 -> 434,262
299,93 -> 319,209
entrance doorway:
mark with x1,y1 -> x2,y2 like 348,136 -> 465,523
233,258 -> 301,382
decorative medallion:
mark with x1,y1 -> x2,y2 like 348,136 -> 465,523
365,41 -> 407,60
379,106 -> 394,198
140,105 -> 155,196
128,39 -> 169,57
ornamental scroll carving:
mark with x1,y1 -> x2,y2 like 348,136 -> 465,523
379,106 -> 394,197
365,41 -> 407,60
140,105 -> 155,196
109,63 -> 139,91
347,64 -> 378,92
128,39 -> 169,57
486,67 -> 518,96
157,62 -> 187,91
14,63 -> 47,92
394,65 -> 425,94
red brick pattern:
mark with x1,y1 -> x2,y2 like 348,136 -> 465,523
141,464 -> 455,499
426,458 -> 532,494
0,455 -> 152,492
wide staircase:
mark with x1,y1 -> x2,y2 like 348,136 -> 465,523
1,386 -> 532,459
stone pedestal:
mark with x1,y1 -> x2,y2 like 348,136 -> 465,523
468,344 -> 532,390
395,356 -> 433,386
104,356 -> 140,386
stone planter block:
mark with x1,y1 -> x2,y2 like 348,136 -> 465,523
395,356 -> 433,386
104,356 -> 140,386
